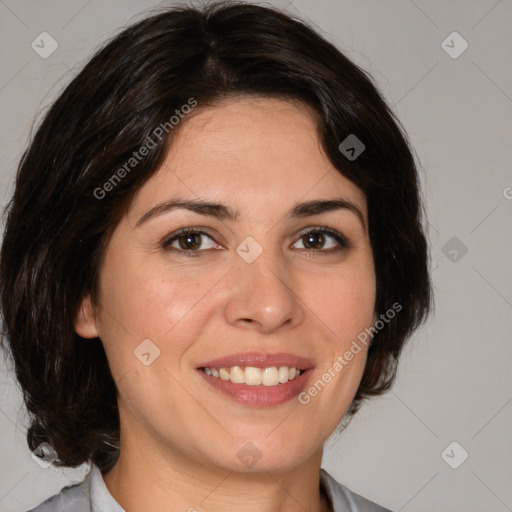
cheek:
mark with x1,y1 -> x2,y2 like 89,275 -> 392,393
96,255 -> 223,359
307,262 -> 376,348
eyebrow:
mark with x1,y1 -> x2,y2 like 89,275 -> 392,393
135,197 -> 366,231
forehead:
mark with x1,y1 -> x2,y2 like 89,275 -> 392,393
129,97 -> 367,221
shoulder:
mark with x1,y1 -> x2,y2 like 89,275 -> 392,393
27,464 -> 124,512
27,478 -> 91,512
320,468 -> 394,512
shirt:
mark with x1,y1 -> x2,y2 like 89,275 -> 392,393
28,463 -> 392,512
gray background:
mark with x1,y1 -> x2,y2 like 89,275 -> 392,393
0,1 -> 511,511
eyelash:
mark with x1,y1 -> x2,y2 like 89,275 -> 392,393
161,226 -> 353,256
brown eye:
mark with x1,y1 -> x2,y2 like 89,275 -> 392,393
292,227 -> 351,252
163,230 -> 218,252
177,232 -> 202,250
302,232 -> 326,250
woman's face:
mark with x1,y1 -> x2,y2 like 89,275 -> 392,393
77,97 -> 376,474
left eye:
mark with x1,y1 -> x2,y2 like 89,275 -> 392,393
292,229 -> 349,251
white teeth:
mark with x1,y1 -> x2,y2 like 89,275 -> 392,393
245,366 -> 262,386
278,366 -> 289,383
201,365 -> 303,386
230,365 -> 245,384
219,368 -> 230,381
262,367 -> 279,386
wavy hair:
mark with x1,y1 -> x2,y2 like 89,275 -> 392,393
0,1 -> 432,472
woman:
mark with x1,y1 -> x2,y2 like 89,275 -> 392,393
0,2 -> 431,511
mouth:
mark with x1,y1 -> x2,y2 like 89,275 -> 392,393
199,365 -> 305,386
196,352 -> 314,407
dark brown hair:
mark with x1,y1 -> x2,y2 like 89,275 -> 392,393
0,1 -> 432,472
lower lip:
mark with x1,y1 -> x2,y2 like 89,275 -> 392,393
197,369 -> 313,407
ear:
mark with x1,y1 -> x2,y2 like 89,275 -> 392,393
75,294 -> 100,339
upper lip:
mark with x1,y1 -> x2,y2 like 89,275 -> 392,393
197,352 -> 314,370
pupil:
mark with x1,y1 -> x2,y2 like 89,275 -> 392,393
179,233 -> 201,250
304,232 -> 324,249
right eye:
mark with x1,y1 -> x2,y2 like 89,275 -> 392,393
162,229 -> 220,254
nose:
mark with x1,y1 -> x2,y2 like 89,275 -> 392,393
224,252 -> 305,335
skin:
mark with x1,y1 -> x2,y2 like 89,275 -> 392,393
76,97 -> 377,512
